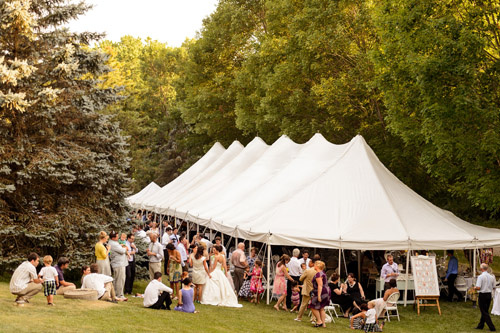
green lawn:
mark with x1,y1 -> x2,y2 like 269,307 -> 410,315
0,279 -> 498,333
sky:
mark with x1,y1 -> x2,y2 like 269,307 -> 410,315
68,0 -> 219,46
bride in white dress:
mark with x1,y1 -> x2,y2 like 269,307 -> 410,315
202,245 -> 242,308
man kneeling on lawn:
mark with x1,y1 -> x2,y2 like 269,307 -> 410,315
10,253 -> 43,305
144,272 -> 173,310
82,263 -> 121,302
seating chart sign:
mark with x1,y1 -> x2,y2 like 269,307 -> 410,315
410,256 -> 439,296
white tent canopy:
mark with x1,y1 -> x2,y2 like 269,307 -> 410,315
125,181 -> 160,207
136,134 -> 500,250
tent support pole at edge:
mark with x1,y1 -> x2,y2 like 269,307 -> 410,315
473,244 -> 477,278
267,242 -> 271,305
404,248 -> 410,307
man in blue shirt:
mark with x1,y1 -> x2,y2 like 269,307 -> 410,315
444,250 -> 462,302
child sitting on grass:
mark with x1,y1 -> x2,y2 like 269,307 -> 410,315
174,277 -> 197,313
350,301 -> 384,332
38,255 -> 59,306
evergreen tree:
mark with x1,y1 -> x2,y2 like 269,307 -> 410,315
0,0 -> 130,272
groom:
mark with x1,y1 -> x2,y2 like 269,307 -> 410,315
231,243 -> 248,294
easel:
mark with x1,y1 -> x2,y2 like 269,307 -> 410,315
414,295 -> 441,315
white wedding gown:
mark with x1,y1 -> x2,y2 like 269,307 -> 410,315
201,262 -> 242,308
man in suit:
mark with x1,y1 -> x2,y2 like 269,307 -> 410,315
295,258 -> 317,322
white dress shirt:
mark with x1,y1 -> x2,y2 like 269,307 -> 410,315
177,244 -> 187,266
82,273 -> 114,298
298,258 -> 311,273
476,271 -> 495,293
10,261 -> 37,293
143,279 -> 173,307
287,256 -> 301,277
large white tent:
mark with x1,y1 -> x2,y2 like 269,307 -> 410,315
135,134 -> 500,251
125,181 -> 160,208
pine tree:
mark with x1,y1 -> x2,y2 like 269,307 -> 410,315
0,0 -> 130,272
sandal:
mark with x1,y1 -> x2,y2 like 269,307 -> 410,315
313,322 -> 324,328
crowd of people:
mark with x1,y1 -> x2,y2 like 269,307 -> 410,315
7,215 -> 498,331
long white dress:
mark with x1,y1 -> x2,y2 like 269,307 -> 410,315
202,262 -> 242,308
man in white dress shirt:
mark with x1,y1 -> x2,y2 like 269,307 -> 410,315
143,272 -> 173,310
474,263 -> 496,331
10,253 -> 43,305
82,263 -> 118,302
286,248 -> 302,309
298,250 -> 311,274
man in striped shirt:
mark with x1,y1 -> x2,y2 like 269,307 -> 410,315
10,253 -> 43,305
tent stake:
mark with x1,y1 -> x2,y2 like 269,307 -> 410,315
404,248 -> 410,307
267,242 -> 271,305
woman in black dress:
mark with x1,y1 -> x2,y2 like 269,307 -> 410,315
345,272 -> 367,311
328,273 -> 357,317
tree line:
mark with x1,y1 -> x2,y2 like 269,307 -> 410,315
99,0 -> 500,224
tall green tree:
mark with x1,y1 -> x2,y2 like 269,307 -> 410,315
0,0 -> 130,271
372,0 -> 500,216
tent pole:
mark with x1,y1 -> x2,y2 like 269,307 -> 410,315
249,240 -> 252,255
197,223 -> 199,234
267,242 -> 271,305
357,250 -> 361,282
473,246 -> 477,278
338,248 -> 341,276
221,232 -> 225,248
404,248 -> 410,307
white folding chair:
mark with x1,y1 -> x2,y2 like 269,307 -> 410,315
455,275 -> 468,301
325,301 -> 341,320
384,292 -> 400,322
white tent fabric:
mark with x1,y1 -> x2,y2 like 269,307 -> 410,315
125,182 -> 160,207
144,141 -> 243,212
128,141 -> 226,210
140,134 -> 500,250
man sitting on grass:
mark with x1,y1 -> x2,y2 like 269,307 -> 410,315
10,252 -> 43,305
144,272 -> 173,310
82,263 -> 120,303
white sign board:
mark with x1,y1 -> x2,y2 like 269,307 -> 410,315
410,256 -> 440,297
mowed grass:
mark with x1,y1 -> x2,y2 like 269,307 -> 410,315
0,279 -> 498,333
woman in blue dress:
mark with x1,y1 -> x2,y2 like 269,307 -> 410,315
174,277 -> 197,313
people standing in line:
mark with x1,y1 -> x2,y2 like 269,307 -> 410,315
189,245 -> 211,303
82,263 -> 119,302
95,231 -> 111,276
143,272 -> 173,310
10,253 -> 43,305
147,233 -> 163,280
295,258 -> 316,321
162,224 -> 172,275
273,254 -> 295,311
55,257 -> 76,295
380,254 -> 399,292
174,277 -> 197,313
286,248 -> 302,309
38,255 -> 59,306
231,242 -> 249,294
124,234 -> 137,295
309,260 -> 331,328
474,263 -> 496,331
444,250 -> 463,302
108,231 -> 129,301
166,243 -> 182,299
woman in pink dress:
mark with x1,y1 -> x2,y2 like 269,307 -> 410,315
273,254 -> 294,311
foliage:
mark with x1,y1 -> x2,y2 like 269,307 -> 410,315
372,0 -> 500,215
0,0 -> 130,272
